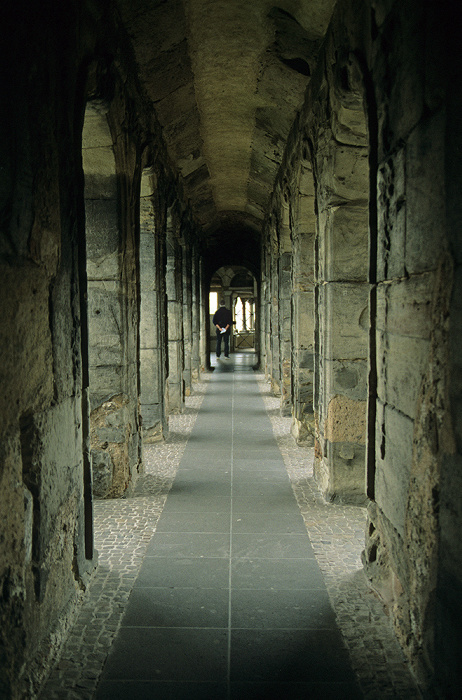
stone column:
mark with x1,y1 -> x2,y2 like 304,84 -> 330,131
182,237 -> 193,395
84,103 -> 141,499
199,259 -> 208,370
270,247 -> 281,396
291,166 -> 316,443
261,244 -> 272,378
279,251 -> 293,415
313,137 -> 370,504
166,214 -> 184,414
191,248 -> 201,380
139,169 -> 168,442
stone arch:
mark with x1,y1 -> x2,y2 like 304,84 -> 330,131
209,265 -> 257,355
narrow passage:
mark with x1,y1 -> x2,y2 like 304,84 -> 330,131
96,353 -> 361,699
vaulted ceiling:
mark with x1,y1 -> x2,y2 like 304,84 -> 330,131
116,0 -> 336,260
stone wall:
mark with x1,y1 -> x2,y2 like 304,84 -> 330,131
363,0 -> 461,691
261,0 -> 461,692
0,2 -> 203,695
0,3 -> 98,694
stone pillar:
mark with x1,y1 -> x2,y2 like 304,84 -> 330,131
279,251 -> 293,415
83,103 -> 141,499
191,249 -> 201,380
139,169 -> 168,442
313,137 -> 370,505
291,165 -> 316,443
269,240 -> 281,396
182,237 -> 193,395
253,277 -> 261,367
199,260 -> 208,370
166,214 -> 184,414
261,244 -> 272,378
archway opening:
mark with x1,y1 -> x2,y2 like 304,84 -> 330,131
208,265 -> 258,362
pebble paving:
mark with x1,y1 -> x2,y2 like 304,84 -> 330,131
39,372 -> 421,699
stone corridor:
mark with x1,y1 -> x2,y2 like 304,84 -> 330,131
2,1 -> 461,697
40,355 -> 419,699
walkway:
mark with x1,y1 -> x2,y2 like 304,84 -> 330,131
39,353 -> 421,700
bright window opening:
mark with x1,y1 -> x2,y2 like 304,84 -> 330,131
209,292 -> 218,314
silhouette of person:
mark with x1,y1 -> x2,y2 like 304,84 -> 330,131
212,300 -> 232,358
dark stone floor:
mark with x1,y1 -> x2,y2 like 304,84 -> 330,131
95,354 -> 362,699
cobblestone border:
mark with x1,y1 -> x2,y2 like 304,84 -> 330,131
255,373 -> 422,699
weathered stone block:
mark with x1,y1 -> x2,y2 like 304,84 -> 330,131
405,111 -> 445,275
94,425 -> 126,444
377,148 -> 406,281
86,250 -> 120,282
323,204 -> 369,282
291,415 -> 315,445
324,394 -> 367,445
324,440 -> 367,505
140,293 -> 160,349
82,110 -> 112,149
376,273 -> 433,339
91,449 -> 113,498
168,301 -> 182,340
331,103 -> 368,147
87,283 -> 122,336
376,331 -> 430,419
140,350 -> 162,402
374,0 -> 424,158
319,142 -> 369,205
298,349 -> 314,370
375,401 -> 414,536
85,201 -> 118,261
319,282 -> 369,359
88,366 -> 124,409
89,344 -> 124,367
143,420 -> 164,443
327,359 -> 368,401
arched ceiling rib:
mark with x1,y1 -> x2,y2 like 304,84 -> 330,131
116,0 -> 336,246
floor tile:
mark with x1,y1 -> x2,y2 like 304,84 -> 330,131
155,511 -> 230,533
230,588 -> 335,629
231,558 -> 326,589
168,480 -> 231,499
122,587 -> 229,628
229,629 -> 355,683
135,557 -> 230,589
161,496 -> 231,514
231,533 -> 315,559
100,627 -> 228,682
174,469 -> 232,482
231,482 -> 295,499
232,512 -> 307,534
231,467 -> 289,482
230,495 -> 299,513
146,532 -> 230,558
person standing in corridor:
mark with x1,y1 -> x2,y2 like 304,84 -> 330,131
213,300 -> 232,359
